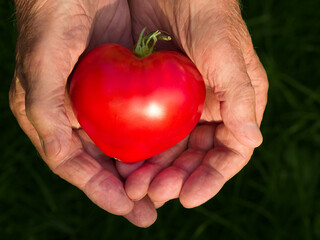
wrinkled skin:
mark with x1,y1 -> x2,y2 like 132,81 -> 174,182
9,0 -> 268,227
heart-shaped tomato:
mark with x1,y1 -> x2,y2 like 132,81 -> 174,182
70,31 -> 205,163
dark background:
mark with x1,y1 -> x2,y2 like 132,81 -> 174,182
1,0 -> 319,239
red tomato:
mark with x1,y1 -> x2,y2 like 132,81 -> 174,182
70,43 -> 206,163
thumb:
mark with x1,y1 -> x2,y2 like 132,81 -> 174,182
25,94 -> 70,161
211,43 -> 263,148
22,40 -> 85,161
24,52 -> 72,161
14,1 -> 90,162
219,77 -> 263,148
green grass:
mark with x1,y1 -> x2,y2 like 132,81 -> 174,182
1,0 -> 320,239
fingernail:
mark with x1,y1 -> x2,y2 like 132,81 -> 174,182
244,123 -> 263,147
41,136 -> 61,160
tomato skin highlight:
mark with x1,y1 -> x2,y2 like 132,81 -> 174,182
70,44 -> 206,163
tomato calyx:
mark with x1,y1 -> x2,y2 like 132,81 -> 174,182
134,27 -> 172,58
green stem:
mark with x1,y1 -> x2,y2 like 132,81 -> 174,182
134,27 -> 172,58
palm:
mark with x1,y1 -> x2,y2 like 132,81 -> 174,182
63,0 -> 160,226
117,0 -> 267,207
11,0 -> 158,227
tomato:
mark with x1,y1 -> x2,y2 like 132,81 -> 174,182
69,29 -> 206,163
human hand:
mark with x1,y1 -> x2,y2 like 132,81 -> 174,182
119,0 -> 268,208
9,0 -> 158,227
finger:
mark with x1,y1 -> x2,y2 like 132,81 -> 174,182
10,63 -> 135,217
125,137 -> 188,201
180,149 -> 245,208
148,124 -> 215,202
78,128 -> 163,217
179,158 -> 225,208
116,160 -> 146,179
82,167 -> 134,216
200,85 -> 222,122
9,96 -> 135,217
124,196 -> 157,228
210,41 -> 262,148
180,124 -> 252,208
188,123 -> 216,150
148,149 -> 205,202
46,130 -> 134,215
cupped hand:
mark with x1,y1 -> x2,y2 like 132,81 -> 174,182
119,0 -> 268,208
9,0 -> 157,227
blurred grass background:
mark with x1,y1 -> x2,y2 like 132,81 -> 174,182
1,0 -> 320,239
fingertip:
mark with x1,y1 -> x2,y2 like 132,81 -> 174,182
110,188 -> 135,216
112,198 -> 135,216
239,122 -> 263,148
124,197 -> 158,228
111,186 -> 135,216
180,200 -> 199,209
180,190 -> 206,209
179,165 -> 224,209
124,163 -> 158,201
179,188 -> 207,209
148,167 -> 183,202
125,177 -> 148,201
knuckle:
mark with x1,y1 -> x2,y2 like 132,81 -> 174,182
24,93 -> 42,122
230,80 -> 255,102
238,81 -> 255,95
252,62 -> 269,95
